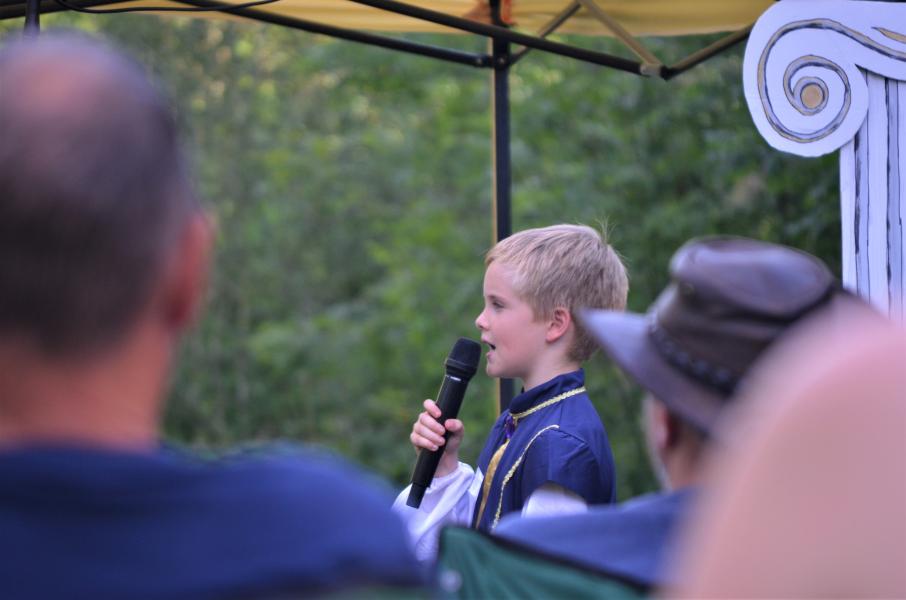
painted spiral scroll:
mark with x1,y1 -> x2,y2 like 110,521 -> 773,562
744,2 -> 906,157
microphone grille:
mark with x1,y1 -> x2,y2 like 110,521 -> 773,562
446,337 -> 481,377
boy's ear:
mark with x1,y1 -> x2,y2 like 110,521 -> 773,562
545,307 -> 572,343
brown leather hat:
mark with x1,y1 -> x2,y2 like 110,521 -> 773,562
581,237 -> 852,433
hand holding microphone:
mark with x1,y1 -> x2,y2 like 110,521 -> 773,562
410,399 -> 464,478
406,338 -> 480,509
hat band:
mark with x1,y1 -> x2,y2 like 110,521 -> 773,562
647,315 -> 738,395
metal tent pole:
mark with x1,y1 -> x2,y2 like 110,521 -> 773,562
24,0 -> 39,34
490,1 -> 514,412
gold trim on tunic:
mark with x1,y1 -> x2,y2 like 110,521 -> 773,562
472,386 -> 586,529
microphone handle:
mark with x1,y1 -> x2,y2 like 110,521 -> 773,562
406,373 -> 469,508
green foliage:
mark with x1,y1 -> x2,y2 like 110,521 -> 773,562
0,17 -> 838,500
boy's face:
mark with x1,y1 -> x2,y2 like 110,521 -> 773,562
475,261 -> 549,384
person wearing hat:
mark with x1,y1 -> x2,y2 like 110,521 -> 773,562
493,236 -> 859,591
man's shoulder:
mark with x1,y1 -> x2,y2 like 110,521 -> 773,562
0,444 -> 424,598
495,490 -> 692,587
499,490 -> 692,555
198,444 -> 424,592
189,443 -> 397,517
211,443 -> 370,485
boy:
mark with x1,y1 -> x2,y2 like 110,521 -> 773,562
394,224 -> 628,560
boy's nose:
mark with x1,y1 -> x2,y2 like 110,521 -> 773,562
475,309 -> 488,330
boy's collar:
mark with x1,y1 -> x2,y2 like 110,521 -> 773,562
509,369 -> 585,414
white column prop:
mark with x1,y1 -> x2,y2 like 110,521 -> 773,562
743,0 -> 906,320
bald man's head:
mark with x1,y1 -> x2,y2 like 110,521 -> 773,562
0,32 -> 198,356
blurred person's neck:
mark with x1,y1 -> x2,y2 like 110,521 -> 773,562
0,321 -> 172,452
645,397 -> 707,492
660,440 -> 705,491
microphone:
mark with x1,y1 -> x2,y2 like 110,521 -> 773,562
406,337 -> 481,509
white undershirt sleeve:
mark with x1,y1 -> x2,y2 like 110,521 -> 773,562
393,471 -> 587,560
393,462 -> 484,561
521,482 -> 588,516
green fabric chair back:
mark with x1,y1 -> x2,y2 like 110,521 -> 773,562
437,526 -> 649,599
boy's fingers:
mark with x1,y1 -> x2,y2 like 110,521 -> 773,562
413,418 -> 445,444
418,412 -> 446,435
442,420 -> 464,454
422,399 -> 441,418
410,431 -> 442,452
410,400 -> 452,453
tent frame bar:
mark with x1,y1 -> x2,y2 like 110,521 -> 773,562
662,26 -> 752,79
509,1 -> 581,65
349,0 -> 645,75
576,0 -> 661,70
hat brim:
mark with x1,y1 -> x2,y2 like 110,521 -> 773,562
580,308 -> 726,433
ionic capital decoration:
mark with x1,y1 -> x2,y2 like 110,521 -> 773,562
744,0 -> 906,157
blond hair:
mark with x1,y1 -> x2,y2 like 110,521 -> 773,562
486,223 -> 628,362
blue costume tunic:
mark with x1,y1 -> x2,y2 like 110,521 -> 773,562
495,488 -> 695,588
471,369 -> 616,531
0,444 -> 423,600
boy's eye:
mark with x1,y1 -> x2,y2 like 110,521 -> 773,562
492,300 -> 504,309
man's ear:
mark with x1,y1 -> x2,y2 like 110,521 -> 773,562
663,410 -> 683,450
649,400 -> 670,452
545,307 -> 572,343
158,212 -> 214,334
648,399 -> 681,452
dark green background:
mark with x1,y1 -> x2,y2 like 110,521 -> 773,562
0,16 -> 838,499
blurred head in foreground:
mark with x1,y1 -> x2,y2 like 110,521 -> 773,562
0,32 -> 211,446
581,236 -> 858,490
670,310 -> 905,598
0,33 -> 424,599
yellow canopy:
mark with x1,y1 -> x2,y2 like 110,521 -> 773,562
99,0 -> 773,37
248,1 -> 771,35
